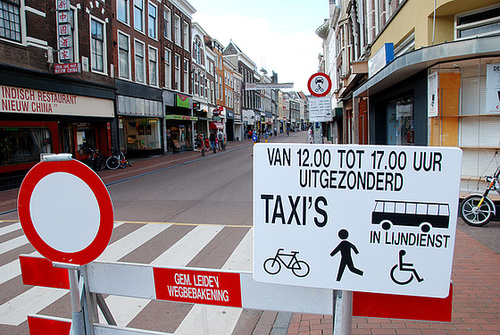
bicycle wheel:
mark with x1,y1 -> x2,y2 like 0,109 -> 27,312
460,195 -> 494,227
106,156 -> 120,170
263,258 -> 281,275
291,260 -> 310,277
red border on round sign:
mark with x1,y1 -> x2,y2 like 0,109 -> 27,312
18,159 -> 114,265
307,72 -> 332,97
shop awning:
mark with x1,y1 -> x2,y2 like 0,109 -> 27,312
209,122 -> 224,130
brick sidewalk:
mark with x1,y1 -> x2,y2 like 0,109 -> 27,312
287,229 -> 500,335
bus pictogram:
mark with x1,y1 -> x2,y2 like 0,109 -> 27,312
372,200 -> 450,233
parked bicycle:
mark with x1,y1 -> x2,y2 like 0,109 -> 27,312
106,147 -> 131,170
459,166 -> 499,226
263,248 -> 310,278
87,148 -> 106,171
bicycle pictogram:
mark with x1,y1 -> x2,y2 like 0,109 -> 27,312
263,248 -> 310,278
390,250 -> 424,285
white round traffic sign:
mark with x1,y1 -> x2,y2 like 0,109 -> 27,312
307,72 -> 332,97
18,159 -> 114,265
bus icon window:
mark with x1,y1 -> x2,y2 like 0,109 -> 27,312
372,200 -> 450,233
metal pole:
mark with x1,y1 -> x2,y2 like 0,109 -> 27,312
332,290 -> 353,335
69,268 -> 85,335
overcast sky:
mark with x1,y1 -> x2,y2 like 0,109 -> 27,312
188,0 -> 329,93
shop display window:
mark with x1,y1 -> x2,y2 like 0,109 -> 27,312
0,127 -> 52,166
168,124 -> 192,151
124,118 -> 161,150
385,96 -> 414,146
77,128 -> 97,155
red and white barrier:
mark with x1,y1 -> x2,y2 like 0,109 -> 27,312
20,255 -> 452,334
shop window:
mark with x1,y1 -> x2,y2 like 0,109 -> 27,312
385,96 -> 414,146
0,0 -> 21,43
125,118 -> 161,150
77,128 -> 97,155
0,127 -> 52,166
455,5 -> 500,39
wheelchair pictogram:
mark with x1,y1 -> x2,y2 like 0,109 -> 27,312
390,250 -> 424,285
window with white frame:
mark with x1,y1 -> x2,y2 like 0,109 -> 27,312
90,17 -> 106,73
117,0 -> 129,24
183,21 -> 189,51
148,2 -> 157,39
118,31 -> 130,79
0,0 -> 21,42
174,15 -> 180,45
183,58 -> 189,93
200,74 -> 205,98
134,40 -> 145,83
174,53 -> 180,90
148,46 -> 158,86
455,5 -> 500,39
133,0 -> 144,32
194,71 -> 199,96
193,38 -> 203,64
165,48 -> 171,88
163,6 -> 171,39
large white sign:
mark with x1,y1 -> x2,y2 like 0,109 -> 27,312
254,144 -> 462,298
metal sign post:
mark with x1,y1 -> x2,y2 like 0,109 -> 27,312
333,290 -> 352,335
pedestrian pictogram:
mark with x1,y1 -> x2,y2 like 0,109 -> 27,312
330,229 -> 363,281
390,250 -> 424,285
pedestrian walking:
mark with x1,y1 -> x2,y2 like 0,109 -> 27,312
209,131 -> 216,153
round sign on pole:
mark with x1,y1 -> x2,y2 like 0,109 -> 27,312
307,72 -> 332,97
18,158 -> 114,265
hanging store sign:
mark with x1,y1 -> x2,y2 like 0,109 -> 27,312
166,114 -> 198,121
368,43 -> 394,77
176,94 -> 191,108
245,83 -> 294,90
486,63 -> 500,114
54,63 -> 80,74
427,71 -> 439,117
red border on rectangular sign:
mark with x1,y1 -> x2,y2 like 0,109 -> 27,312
153,268 -> 242,308
353,283 -> 453,322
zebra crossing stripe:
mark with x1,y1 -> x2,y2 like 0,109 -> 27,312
0,235 -> 29,254
0,286 -> 68,325
97,223 -> 170,262
0,222 -> 21,236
